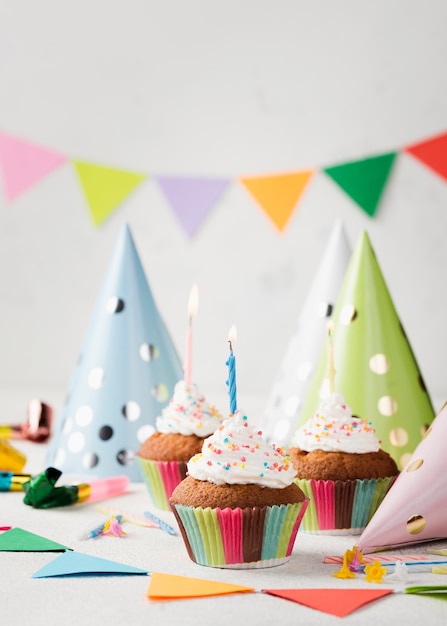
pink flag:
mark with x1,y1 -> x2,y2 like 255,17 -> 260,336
0,132 -> 67,202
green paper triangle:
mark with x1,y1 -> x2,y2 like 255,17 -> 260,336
73,160 -> 146,226
0,527 -> 71,552
324,152 -> 397,217
296,231 -> 435,469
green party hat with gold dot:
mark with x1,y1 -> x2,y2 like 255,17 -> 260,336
296,231 -> 435,469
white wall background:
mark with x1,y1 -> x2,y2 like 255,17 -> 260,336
1,0 -> 446,423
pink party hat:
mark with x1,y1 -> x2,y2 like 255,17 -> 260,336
358,401 -> 447,553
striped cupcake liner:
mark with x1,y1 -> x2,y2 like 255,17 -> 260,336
137,457 -> 187,511
294,476 -> 396,534
171,499 -> 309,568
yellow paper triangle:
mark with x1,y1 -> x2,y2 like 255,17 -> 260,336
147,572 -> 254,601
240,170 -> 314,231
73,160 -> 147,226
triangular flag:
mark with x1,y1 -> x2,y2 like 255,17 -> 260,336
73,160 -> 146,226
261,218 -> 351,446
297,231 -> 435,469
32,550 -> 148,578
0,527 -> 70,552
239,170 -> 314,231
358,403 -> 447,553
263,588 -> 393,617
154,175 -> 230,237
405,131 -> 447,180
147,572 -> 254,600
0,131 -> 67,202
46,223 -> 183,481
324,152 -> 396,217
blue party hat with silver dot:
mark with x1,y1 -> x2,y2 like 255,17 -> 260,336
47,223 -> 183,481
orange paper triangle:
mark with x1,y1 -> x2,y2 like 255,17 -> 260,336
239,170 -> 313,231
147,572 -> 254,601
263,588 -> 393,617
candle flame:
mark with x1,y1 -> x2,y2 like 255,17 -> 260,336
188,284 -> 199,320
228,325 -> 237,351
327,319 -> 334,336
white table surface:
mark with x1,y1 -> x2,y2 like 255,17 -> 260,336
2,438 -> 447,626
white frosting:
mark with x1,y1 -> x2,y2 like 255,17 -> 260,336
291,393 -> 380,454
156,380 -> 222,437
187,409 -> 297,488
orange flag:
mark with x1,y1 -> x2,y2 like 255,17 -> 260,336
147,572 -> 254,601
405,131 -> 447,181
239,170 -> 314,231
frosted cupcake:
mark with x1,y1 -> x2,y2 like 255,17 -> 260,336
170,410 -> 309,568
287,392 -> 398,534
137,380 -> 222,510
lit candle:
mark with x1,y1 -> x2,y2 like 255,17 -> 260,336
326,320 -> 336,394
184,284 -> 199,387
226,325 -> 238,414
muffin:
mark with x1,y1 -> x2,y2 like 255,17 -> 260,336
137,380 -> 222,510
287,392 -> 398,534
170,409 -> 309,569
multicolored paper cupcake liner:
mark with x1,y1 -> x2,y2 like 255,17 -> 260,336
171,500 -> 309,568
294,476 -> 396,534
137,457 -> 187,511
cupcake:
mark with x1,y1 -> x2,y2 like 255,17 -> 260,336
170,409 -> 309,569
137,380 -> 223,510
287,392 -> 398,534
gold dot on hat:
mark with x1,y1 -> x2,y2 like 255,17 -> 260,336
340,304 -> 357,325
389,427 -> 408,447
400,452 -> 412,468
369,353 -> 389,375
151,383 -> 169,403
406,457 -> 424,472
378,395 -> 398,416
406,514 -> 426,535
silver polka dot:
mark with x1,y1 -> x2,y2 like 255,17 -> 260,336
151,383 -> 169,403
68,431 -> 85,453
117,449 -> 134,465
75,405 -> 93,427
122,401 -> 141,422
273,419 -> 291,441
88,368 -> 105,389
317,302 -> 333,318
297,361 -> 314,381
137,424 -> 156,443
106,297 -> 125,313
83,452 -> 99,469
62,416 -> 73,435
284,396 -> 301,417
139,343 -> 159,361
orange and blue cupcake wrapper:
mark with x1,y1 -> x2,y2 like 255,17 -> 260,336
171,500 -> 309,568
137,457 -> 187,511
294,476 -> 396,534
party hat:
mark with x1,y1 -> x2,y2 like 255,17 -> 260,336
296,231 -> 435,469
261,219 -> 351,445
47,223 -> 183,481
358,402 -> 447,552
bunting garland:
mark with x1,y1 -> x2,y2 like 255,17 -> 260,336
0,130 -> 445,234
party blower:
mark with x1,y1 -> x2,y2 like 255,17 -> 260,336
0,399 -> 53,443
22,467 -> 130,509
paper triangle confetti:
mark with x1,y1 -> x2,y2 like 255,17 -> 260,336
324,152 -> 396,217
297,230 -> 435,468
147,572 -> 254,600
239,170 -> 314,231
263,588 -> 393,617
46,222 -> 183,481
73,160 -> 146,226
31,550 -> 148,578
405,131 -> 447,181
358,402 -> 447,552
261,218 -> 351,445
154,175 -> 230,237
0,527 -> 70,552
0,131 -> 67,202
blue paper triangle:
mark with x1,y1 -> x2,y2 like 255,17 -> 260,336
31,550 -> 149,578
47,223 -> 183,480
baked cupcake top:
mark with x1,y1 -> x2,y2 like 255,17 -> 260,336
291,392 -> 380,454
187,409 -> 297,488
156,380 -> 222,437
